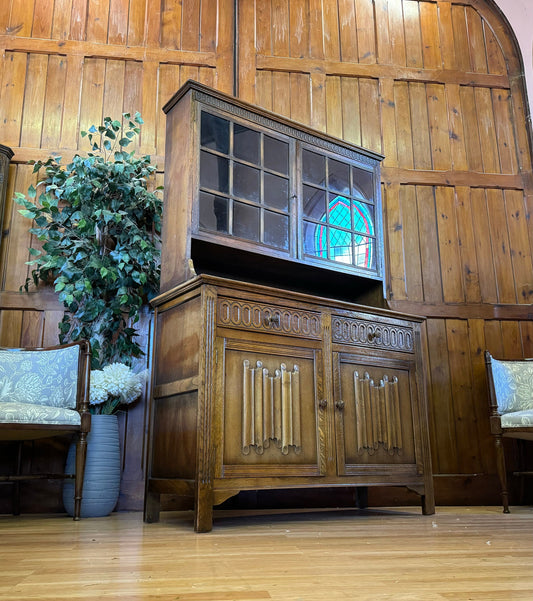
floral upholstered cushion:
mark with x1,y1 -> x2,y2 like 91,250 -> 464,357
501,410 -> 533,428
0,402 -> 81,426
0,346 -> 80,409
490,358 -> 533,414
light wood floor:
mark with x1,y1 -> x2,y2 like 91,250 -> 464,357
1,506 -> 532,600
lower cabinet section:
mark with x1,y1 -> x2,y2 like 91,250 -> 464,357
145,276 -> 434,532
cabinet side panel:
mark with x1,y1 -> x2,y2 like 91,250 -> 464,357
161,91 -> 196,291
151,392 -> 197,479
155,296 -> 201,385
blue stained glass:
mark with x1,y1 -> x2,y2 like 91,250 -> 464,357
314,195 -> 375,268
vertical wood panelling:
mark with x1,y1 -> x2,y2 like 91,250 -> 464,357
400,185 -> 424,301
465,5 -> 488,73
454,187 -> 482,304
416,186 -> 442,303
486,188 -> 516,303
403,0 -> 423,68
470,189 -> 498,303
394,82 -> 414,169
409,83 -> 432,170
354,0 -> 376,64
504,189 -> 533,303
426,84 -> 452,171
436,186 -> 464,303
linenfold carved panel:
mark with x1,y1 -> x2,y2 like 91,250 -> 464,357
242,360 -> 302,456
332,316 -> 414,352
353,371 -> 402,455
218,298 -> 321,339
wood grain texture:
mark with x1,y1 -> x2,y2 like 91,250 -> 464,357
2,507 -> 532,600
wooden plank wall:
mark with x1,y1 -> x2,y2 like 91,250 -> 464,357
0,0 -> 233,513
236,0 -> 533,503
0,0 -> 531,511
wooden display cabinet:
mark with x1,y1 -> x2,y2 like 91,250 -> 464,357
145,81 -> 434,531
145,276 -> 434,532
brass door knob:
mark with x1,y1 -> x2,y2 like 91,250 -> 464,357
336,400 -> 345,410
318,399 -> 328,409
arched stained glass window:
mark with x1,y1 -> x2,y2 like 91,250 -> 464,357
302,148 -> 377,272
313,196 -> 375,268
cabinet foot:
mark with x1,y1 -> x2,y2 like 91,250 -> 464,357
421,494 -> 435,515
195,488 -> 214,532
144,490 -> 161,523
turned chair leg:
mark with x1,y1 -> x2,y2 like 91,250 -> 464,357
74,432 -> 88,520
494,434 -> 510,513
12,441 -> 23,516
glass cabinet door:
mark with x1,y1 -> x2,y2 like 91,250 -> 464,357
199,111 -> 291,253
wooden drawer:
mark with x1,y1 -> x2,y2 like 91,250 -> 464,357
217,297 -> 322,340
331,314 -> 415,353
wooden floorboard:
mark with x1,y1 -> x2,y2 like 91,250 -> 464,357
0,506 -> 532,600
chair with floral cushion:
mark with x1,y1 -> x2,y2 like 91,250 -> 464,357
0,341 -> 91,519
485,351 -> 533,512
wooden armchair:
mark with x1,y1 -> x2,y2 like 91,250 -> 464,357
0,341 -> 91,519
484,351 -> 533,512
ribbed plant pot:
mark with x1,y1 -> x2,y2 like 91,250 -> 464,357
63,413 -> 121,518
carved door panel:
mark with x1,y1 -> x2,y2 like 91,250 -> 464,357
216,336 -> 326,478
334,353 -> 419,476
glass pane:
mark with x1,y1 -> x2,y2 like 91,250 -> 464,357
353,201 -> 375,235
199,192 -> 228,233
234,124 -> 260,164
264,135 -> 289,175
352,166 -> 374,200
264,211 -> 289,250
303,221 -> 327,258
354,235 -> 375,270
328,159 -> 350,195
264,173 -> 289,210
233,162 -> 260,202
233,202 -> 260,242
329,228 -> 352,264
328,194 -> 351,229
303,185 -> 326,220
200,151 -> 229,194
302,149 -> 326,186
201,112 -> 229,154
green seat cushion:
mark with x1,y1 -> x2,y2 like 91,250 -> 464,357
0,401 -> 81,426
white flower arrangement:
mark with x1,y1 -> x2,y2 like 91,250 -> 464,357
90,363 -> 148,415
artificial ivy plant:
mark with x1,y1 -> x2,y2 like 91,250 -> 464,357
15,113 -> 163,370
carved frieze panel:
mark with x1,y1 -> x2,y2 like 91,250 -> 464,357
332,316 -> 414,352
218,298 -> 321,339
242,360 -> 302,456
353,371 -> 402,455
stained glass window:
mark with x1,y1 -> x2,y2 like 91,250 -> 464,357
302,151 -> 376,271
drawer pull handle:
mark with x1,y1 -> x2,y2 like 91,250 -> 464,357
264,314 -> 280,327
367,332 -> 377,341
336,400 -> 345,410
318,399 -> 328,410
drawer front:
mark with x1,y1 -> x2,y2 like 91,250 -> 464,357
332,315 -> 415,353
217,297 -> 322,340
